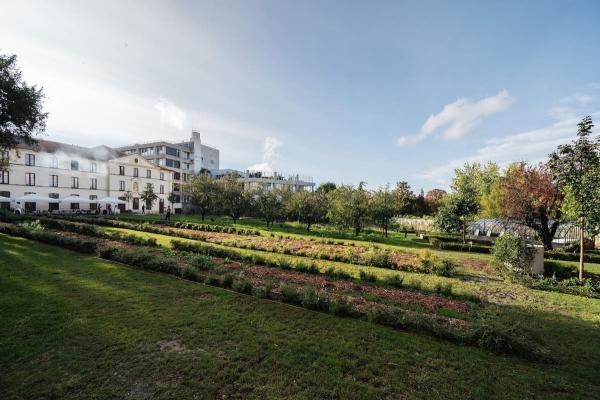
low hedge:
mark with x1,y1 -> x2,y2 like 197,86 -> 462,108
545,250 -> 600,264
0,223 -> 98,253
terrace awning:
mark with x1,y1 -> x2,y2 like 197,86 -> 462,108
97,197 -> 127,205
61,195 -> 95,204
0,195 -> 11,201
14,194 -> 59,202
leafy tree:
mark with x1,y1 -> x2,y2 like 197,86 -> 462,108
140,183 -> 158,210
253,187 -> 285,227
452,162 -> 500,203
120,191 -> 133,211
549,116 -> 600,280
392,181 -> 414,215
485,162 -> 563,250
287,190 -> 327,231
167,192 -> 178,207
436,165 -> 481,242
217,173 -> 250,224
187,173 -> 217,220
412,189 -> 428,216
425,188 -> 447,214
316,181 -> 337,194
370,184 -> 398,236
1,54 -> 47,170
328,183 -> 371,236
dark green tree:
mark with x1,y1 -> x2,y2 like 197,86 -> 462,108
1,54 -> 47,169
140,183 -> 159,210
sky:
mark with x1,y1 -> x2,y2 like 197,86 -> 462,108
2,0 -> 600,191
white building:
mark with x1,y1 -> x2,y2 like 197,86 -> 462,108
0,140 -> 173,214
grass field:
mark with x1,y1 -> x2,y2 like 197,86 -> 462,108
2,233 -> 600,399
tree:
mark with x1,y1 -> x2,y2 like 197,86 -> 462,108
549,116 -> 600,280
485,162 -> 563,250
120,191 -> 133,211
287,190 -> 327,231
253,187 -> 285,227
412,189 -> 428,216
316,181 -> 337,194
328,183 -> 370,236
1,54 -> 47,170
140,183 -> 158,210
218,173 -> 250,224
436,165 -> 481,242
187,173 -> 217,220
392,181 -> 414,216
167,192 -> 178,207
370,184 -> 398,237
425,189 -> 447,214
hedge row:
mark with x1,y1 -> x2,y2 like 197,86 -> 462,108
545,250 -> 600,264
429,237 -> 492,254
0,223 -> 98,253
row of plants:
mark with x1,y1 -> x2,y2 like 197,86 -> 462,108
107,216 -> 262,236
23,217 -> 160,247
1,221 -> 550,361
428,237 -> 492,254
51,214 -> 462,276
0,222 -> 98,253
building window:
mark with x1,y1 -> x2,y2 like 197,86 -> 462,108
158,158 -> 165,166
72,177 -> 79,189
132,198 -> 139,210
160,172 -> 164,180
119,181 -> 125,191
172,183 -> 180,191
173,160 -> 181,169
25,154 -> 35,166
133,167 -> 139,177
0,150 -> 8,164
49,193 -> 59,199
50,175 -> 58,187
70,203 -> 80,210
173,172 -> 181,180
90,178 -> 97,190
146,169 -> 151,178
50,157 -> 58,169
133,182 -> 139,193
159,184 -> 164,194
71,160 -> 79,171
25,172 -> 35,186
0,171 -> 8,184
91,162 -> 97,173
166,146 -> 178,157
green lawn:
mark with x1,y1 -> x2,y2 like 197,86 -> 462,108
2,234 -> 600,399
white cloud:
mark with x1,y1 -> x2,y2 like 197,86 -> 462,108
155,98 -> 186,129
418,114 -> 598,185
247,136 -> 283,172
397,90 -> 514,145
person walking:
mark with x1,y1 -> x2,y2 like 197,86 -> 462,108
142,205 -> 145,214
166,206 -> 171,221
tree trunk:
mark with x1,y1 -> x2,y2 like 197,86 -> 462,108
579,217 -> 585,281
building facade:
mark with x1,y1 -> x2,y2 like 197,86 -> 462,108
116,131 -> 219,212
212,169 -> 315,192
0,140 -> 172,213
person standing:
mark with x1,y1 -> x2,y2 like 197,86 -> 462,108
142,205 -> 145,214
166,206 -> 171,221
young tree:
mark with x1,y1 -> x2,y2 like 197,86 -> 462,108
1,54 -> 47,170
253,187 -> 284,227
167,192 -> 178,207
218,173 -> 250,224
328,183 -> 370,236
370,184 -> 398,237
121,191 -> 133,211
287,190 -> 327,231
316,181 -> 337,194
140,183 -> 158,210
187,173 -> 217,220
549,116 -> 600,280
485,162 -> 563,250
436,165 -> 481,242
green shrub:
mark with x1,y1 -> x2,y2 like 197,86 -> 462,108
359,270 -> 377,283
300,286 -> 329,311
433,259 -> 456,277
543,260 -> 575,279
329,297 -> 355,317
360,248 -> 392,268
232,278 -> 253,294
492,234 -> 535,273
434,282 -> 453,296
385,275 -> 404,288
220,273 -> 234,288
204,273 -> 221,286
187,254 -> 215,270
280,284 -> 301,305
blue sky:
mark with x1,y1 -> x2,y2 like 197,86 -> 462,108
2,0 -> 599,191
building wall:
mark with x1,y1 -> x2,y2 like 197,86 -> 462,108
0,148 -> 172,214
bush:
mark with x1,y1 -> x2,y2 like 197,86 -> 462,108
232,278 -> 253,294
543,260 -> 575,279
280,284 -> 301,305
220,273 -> 234,288
204,273 -> 221,286
385,275 -> 404,288
492,234 -> 535,273
0,223 -> 98,253
300,286 -> 329,311
359,270 -> 377,283
433,259 -> 456,277
329,297 -> 355,317
187,254 -> 215,270
360,248 -> 392,268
